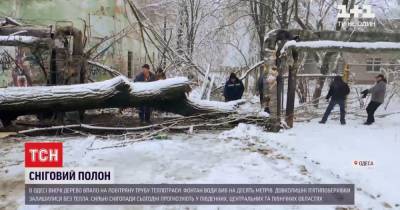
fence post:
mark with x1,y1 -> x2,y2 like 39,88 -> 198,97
342,64 -> 350,109
128,51 -> 133,78
342,64 -> 350,83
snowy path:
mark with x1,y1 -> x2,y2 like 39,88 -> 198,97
1,113 -> 399,210
266,114 -> 400,210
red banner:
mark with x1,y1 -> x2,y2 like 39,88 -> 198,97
25,142 -> 63,168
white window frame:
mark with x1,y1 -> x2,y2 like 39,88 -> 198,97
366,58 -> 382,72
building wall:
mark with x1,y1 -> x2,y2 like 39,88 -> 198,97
0,0 -> 160,79
342,52 -> 400,84
301,52 -> 400,84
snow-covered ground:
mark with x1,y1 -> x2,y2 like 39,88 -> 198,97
1,115 -> 399,209
1,87 -> 399,210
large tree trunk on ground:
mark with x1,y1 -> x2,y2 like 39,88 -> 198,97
0,26 -> 52,38
0,35 -> 50,47
0,76 -> 239,126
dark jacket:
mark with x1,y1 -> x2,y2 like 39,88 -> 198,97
224,75 -> 244,102
257,74 -> 268,96
326,78 -> 350,101
134,72 -> 156,82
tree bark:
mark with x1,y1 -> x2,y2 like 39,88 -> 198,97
286,65 -> 297,128
0,35 -> 50,47
285,51 -> 304,128
0,26 -> 52,37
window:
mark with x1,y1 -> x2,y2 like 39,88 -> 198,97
366,58 -> 381,72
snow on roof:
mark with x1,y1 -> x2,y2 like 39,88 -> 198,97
281,40 -> 400,53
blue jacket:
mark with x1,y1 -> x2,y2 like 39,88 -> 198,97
134,72 -> 155,82
326,80 -> 350,101
224,79 -> 244,102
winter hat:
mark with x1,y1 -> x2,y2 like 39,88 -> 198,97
142,64 -> 150,69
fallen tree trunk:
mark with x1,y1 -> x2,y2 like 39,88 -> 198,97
0,76 -> 240,126
0,35 -> 50,47
0,26 -> 52,37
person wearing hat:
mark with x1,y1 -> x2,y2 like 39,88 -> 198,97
135,64 -> 155,83
361,74 -> 387,125
224,72 -> 244,102
134,64 -> 156,124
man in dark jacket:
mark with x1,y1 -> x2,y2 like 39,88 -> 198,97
258,72 -> 268,107
319,76 -> 350,125
134,64 -> 156,124
224,73 -> 244,102
361,74 -> 387,125
155,67 -> 166,80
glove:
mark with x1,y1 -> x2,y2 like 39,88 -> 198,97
361,89 -> 369,95
361,89 -> 368,98
362,93 -> 368,98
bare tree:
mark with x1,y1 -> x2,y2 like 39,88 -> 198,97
248,0 -> 275,60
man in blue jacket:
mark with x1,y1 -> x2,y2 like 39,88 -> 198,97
134,64 -> 155,124
224,73 -> 244,102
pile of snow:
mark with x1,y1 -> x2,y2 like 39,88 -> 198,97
187,97 -> 245,112
234,96 -> 270,117
219,123 -> 264,140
